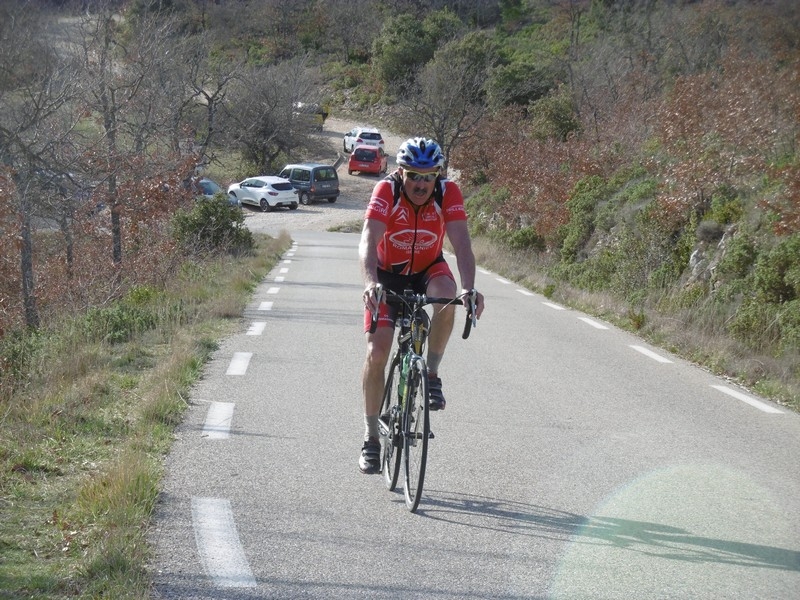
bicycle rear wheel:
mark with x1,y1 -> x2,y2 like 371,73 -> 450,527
403,357 -> 430,512
380,353 -> 402,491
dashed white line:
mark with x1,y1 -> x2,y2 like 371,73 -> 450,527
541,300 -> 564,309
274,276 -> 285,282
267,287 -> 280,294
711,385 -> 783,414
192,498 -> 256,588
203,402 -> 235,439
496,277 -> 511,284
478,268 -> 491,275
578,317 -> 609,329
226,352 -> 252,375
246,322 -> 266,335
279,267 -> 289,273
518,289 -> 535,297
258,301 -> 273,311
630,345 -> 673,363
282,259 -> 291,264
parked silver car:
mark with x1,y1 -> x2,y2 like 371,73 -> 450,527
227,176 -> 298,211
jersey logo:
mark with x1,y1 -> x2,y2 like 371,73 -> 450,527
388,229 -> 438,250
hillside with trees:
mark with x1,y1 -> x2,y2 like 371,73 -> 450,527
0,1 -> 798,596
1,0 -> 797,405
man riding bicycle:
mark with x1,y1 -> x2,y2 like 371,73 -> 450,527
358,137 -> 485,474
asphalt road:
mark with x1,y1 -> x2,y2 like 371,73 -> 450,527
148,123 -> 800,599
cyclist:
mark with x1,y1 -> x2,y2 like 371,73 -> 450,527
358,137 -> 485,474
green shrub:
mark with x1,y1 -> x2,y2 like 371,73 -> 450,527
709,184 -> 744,225
716,231 -> 756,281
753,233 -> 800,303
172,196 -> 254,256
559,175 -> 608,263
0,328 -> 43,398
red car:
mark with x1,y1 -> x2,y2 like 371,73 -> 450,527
348,144 -> 388,176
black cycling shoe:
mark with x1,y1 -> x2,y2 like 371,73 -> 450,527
358,437 -> 381,474
428,375 -> 446,411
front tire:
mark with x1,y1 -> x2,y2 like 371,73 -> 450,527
403,357 -> 430,512
381,353 -> 403,492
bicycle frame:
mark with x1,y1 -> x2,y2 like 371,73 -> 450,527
371,287 -> 477,512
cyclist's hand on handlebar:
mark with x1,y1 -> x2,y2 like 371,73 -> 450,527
462,288 -> 485,320
363,283 -> 385,319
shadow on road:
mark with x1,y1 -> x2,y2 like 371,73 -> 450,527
420,489 -> 800,572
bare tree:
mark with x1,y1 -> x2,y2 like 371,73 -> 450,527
224,55 -> 328,173
76,2 -> 187,265
396,32 -> 496,171
0,1 -> 82,328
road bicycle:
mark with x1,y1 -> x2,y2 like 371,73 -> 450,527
369,287 -> 477,512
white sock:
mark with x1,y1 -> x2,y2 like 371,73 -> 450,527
364,415 -> 379,441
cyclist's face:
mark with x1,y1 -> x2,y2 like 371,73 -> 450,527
401,168 -> 438,205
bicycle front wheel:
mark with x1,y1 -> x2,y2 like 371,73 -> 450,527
380,352 -> 402,491
403,357 -> 430,512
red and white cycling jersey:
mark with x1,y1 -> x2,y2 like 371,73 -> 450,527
364,176 -> 467,275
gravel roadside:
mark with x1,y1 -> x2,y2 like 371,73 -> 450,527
244,117 -> 406,235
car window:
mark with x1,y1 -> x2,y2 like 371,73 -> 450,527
315,168 -> 337,181
278,169 -> 289,179
295,169 -> 310,182
354,149 -> 375,161
272,181 -> 294,191
361,132 -> 382,141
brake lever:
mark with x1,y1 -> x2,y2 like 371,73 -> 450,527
367,284 -> 384,334
461,289 -> 477,339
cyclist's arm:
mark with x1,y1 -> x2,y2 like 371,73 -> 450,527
445,219 -> 484,319
359,218 -> 387,311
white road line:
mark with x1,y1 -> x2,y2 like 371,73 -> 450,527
496,277 -> 511,284
478,268 -> 491,275
542,300 -> 564,309
258,301 -> 273,311
226,352 -> 252,375
267,287 -> 280,294
711,385 -> 784,414
192,498 -> 256,588
203,402 -> 234,439
246,322 -> 266,336
518,289 -> 536,297
282,259 -> 291,264
630,345 -> 673,363
279,267 -> 289,273
274,276 -> 285,282
578,317 -> 609,329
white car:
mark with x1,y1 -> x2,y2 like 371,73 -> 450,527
343,126 -> 385,153
227,176 -> 298,212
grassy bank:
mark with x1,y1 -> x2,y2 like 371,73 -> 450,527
0,232 -> 290,599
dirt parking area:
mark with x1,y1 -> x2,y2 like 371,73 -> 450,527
244,117 -> 405,235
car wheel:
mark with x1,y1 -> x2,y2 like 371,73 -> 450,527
348,169 -> 353,175
327,197 -> 337,203
260,198 -> 272,212
290,203 -> 298,210
300,192 -> 310,205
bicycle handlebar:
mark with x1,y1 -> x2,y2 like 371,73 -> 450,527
367,286 -> 477,339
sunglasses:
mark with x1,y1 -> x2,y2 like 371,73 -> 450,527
404,170 -> 439,183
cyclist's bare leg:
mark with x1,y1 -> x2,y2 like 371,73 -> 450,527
362,326 -> 393,433
425,275 -> 457,374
